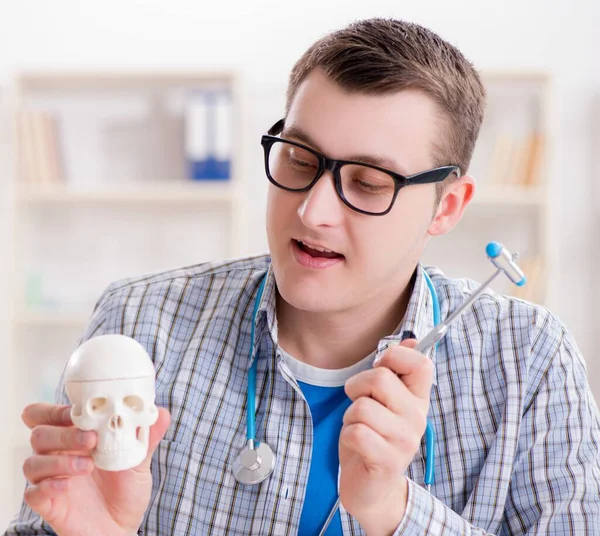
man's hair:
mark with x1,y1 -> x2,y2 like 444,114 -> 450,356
286,18 -> 486,201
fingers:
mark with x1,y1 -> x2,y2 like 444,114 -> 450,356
22,404 -> 72,430
30,425 -> 97,454
345,366 -> 411,414
24,478 -> 69,520
372,340 -> 434,400
148,408 -> 171,453
23,454 -> 94,485
399,338 -> 418,350
340,422 -> 397,470
136,407 -> 171,472
342,396 -> 425,451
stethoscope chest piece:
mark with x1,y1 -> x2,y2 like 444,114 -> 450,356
232,441 -> 275,485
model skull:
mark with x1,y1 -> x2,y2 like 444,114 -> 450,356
64,334 -> 159,471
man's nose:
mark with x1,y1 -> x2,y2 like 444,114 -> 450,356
297,171 -> 345,228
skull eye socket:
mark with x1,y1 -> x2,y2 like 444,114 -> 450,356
88,397 -> 108,413
124,395 -> 144,412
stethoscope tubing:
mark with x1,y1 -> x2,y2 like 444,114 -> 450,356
240,269 -> 440,535
247,275 -> 268,444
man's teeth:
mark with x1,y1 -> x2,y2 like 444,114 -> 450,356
298,240 -> 335,253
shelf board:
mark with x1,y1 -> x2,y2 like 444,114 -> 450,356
471,186 -> 547,206
17,70 -> 237,90
15,310 -> 90,327
17,183 -> 236,205
480,70 -> 550,82
17,184 -> 543,207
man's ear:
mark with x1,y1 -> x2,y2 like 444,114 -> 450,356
427,175 -> 476,236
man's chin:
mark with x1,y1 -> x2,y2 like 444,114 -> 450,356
273,255 -> 348,308
277,281 -> 334,313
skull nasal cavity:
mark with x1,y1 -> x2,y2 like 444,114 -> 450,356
108,415 -> 124,430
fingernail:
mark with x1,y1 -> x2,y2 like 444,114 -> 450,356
74,457 -> 91,472
373,341 -> 398,366
62,408 -> 72,423
77,431 -> 91,447
373,351 -> 386,366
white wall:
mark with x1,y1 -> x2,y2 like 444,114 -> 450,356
1,0 -> 599,529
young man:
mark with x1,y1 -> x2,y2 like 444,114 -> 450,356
6,17 -> 600,536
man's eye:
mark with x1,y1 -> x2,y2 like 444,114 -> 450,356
288,157 -> 316,170
356,179 -> 385,192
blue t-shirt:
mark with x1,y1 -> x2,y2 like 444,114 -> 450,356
279,348 -> 376,535
297,381 -> 351,535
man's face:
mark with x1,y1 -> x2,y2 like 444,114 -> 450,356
266,69 -> 446,315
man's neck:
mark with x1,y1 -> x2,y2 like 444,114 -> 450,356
276,270 -> 416,370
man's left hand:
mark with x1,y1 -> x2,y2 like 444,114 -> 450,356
339,339 -> 433,535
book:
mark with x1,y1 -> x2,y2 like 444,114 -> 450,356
522,132 -> 544,187
487,132 -> 545,188
512,256 -> 545,303
184,89 -> 232,181
487,134 -> 514,187
18,109 -> 63,184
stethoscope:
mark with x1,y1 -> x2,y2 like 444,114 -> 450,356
231,241 -> 526,534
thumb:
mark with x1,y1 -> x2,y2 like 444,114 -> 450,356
398,337 -> 433,400
138,407 -> 171,471
400,338 -> 418,350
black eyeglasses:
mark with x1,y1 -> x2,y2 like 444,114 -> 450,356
260,119 -> 461,216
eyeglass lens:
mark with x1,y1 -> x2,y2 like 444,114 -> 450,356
268,140 -> 397,214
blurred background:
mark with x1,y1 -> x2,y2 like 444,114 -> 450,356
1,0 -> 599,529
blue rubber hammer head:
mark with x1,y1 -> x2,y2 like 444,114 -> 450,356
485,241 -> 527,287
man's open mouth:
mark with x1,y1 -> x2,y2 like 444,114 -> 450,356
293,239 -> 344,259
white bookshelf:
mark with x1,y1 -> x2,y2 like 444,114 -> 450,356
422,71 -> 555,309
5,71 -> 249,526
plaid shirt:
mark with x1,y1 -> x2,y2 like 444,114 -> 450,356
7,254 -> 600,535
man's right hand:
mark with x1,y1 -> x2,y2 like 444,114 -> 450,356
21,402 -> 171,536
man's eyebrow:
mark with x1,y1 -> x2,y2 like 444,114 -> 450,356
346,154 -> 409,176
282,125 -> 322,151
282,124 -> 410,176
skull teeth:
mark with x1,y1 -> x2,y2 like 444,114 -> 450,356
97,443 -> 142,453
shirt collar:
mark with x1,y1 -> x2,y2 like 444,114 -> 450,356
251,262 -> 438,384
376,264 -> 438,385
248,263 -> 278,368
